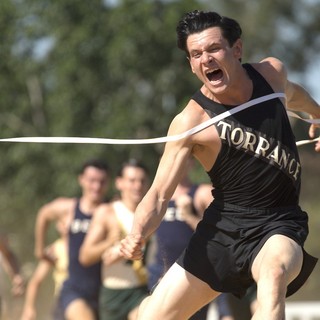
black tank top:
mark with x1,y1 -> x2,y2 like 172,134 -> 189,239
154,185 -> 198,268
192,63 -> 301,208
65,200 -> 101,296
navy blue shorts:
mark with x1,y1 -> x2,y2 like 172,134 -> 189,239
177,201 -> 318,298
59,281 -> 99,319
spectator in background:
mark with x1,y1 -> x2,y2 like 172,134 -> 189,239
147,159 -> 212,319
80,159 -> 150,320
34,159 -> 111,320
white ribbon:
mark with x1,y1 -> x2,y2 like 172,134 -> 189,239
296,137 -> 319,146
0,92 -> 319,146
287,110 -> 320,124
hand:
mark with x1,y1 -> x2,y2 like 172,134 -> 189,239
20,307 -> 36,320
102,244 -> 122,266
39,245 -> 57,264
308,120 -> 320,152
120,234 -> 145,260
315,138 -> 320,152
11,274 -> 25,296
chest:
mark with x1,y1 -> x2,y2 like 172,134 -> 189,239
191,124 -> 221,172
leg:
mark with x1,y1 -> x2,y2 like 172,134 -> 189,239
137,263 -> 219,320
251,234 -> 303,320
64,298 -> 96,320
128,305 -> 139,320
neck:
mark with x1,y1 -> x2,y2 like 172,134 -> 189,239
118,199 -> 137,214
79,197 -> 101,215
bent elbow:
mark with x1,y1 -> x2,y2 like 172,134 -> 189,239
79,248 -> 92,267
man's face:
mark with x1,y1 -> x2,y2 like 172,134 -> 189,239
187,26 -> 242,96
116,167 -> 149,206
79,166 -> 109,203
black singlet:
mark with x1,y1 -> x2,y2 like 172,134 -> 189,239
193,63 -> 300,208
177,64 -> 318,299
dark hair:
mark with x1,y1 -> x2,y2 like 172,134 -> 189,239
79,159 -> 110,175
176,10 -> 242,55
117,159 -> 149,177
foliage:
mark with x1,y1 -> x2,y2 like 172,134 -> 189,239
0,0 -> 319,311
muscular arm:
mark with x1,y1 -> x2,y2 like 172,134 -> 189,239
34,198 -> 74,260
79,204 -> 120,266
20,260 -> 52,320
0,235 -> 25,296
120,111 -> 198,259
285,80 -> 320,149
258,57 -> 320,151
0,235 -> 20,277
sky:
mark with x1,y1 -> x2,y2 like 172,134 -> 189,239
304,60 -> 320,102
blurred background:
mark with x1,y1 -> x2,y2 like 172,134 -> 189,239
0,0 -> 319,318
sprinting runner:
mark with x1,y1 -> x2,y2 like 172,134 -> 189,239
120,10 -> 319,320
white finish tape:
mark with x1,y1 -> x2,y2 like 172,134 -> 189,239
0,93 -> 318,146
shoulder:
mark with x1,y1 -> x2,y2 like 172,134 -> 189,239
251,57 -> 286,74
168,99 -> 210,143
38,197 -> 76,219
44,197 -> 76,210
250,57 -> 288,91
95,203 -> 113,217
93,203 -> 117,227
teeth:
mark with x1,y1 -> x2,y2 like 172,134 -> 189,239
206,69 -> 218,74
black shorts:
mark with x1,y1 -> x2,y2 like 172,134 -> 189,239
59,281 -> 99,319
177,201 -> 318,299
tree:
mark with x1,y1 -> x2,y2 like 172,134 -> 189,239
0,1 -> 319,312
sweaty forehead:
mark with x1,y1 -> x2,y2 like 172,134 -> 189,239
186,27 -> 224,50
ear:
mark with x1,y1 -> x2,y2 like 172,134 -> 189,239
187,56 -> 196,74
78,174 -> 83,187
115,176 -> 122,191
233,39 -> 242,60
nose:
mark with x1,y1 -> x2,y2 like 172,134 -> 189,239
201,52 -> 212,64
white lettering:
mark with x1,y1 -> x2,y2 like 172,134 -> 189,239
278,149 -> 289,169
231,128 -> 244,146
292,161 -> 301,180
217,121 -> 232,140
255,137 -> 270,156
70,219 -> 91,234
266,145 -> 279,163
163,207 -> 175,221
215,120 -> 301,182
242,132 -> 257,151
288,159 -> 299,177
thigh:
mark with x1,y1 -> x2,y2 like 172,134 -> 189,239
251,234 -> 303,284
138,263 -> 220,320
65,298 -> 96,320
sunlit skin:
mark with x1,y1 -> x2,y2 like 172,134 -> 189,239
79,165 -> 149,320
187,27 -> 251,105
119,16 -> 320,320
79,165 -> 150,268
78,167 -> 110,206
115,167 -> 149,211
34,163 -> 110,320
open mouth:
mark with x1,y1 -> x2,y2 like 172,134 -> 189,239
206,69 -> 223,82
